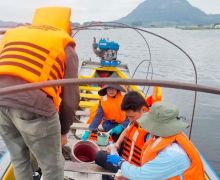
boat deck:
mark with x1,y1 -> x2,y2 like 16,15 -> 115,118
63,124 -> 115,180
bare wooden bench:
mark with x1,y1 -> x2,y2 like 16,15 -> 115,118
75,110 -> 90,116
70,123 -> 89,138
64,161 -> 115,175
70,123 -> 89,131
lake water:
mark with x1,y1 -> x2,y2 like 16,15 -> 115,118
0,28 -> 220,174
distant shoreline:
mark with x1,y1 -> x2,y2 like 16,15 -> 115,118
176,25 -> 220,30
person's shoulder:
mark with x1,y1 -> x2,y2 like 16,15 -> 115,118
163,142 -> 187,157
65,45 -> 76,55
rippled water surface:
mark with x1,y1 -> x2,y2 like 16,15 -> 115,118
1,28 -> 220,174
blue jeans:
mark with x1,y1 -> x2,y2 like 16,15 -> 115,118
102,120 -> 119,131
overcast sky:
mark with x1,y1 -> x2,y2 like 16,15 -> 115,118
0,0 -> 220,23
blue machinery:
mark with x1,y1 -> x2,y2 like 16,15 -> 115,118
93,38 -> 121,67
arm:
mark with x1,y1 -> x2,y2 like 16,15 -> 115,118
121,118 -> 129,128
105,127 -> 129,153
109,118 -> 129,136
59,46 -> 80,135
92,37 -> 104,57
82,104 -> 104,141
88,104 -> 104,131
115,127 -> 129,149
121,146 -> 190,180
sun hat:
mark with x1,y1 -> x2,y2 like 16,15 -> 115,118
98,84 -> 126,96
138,102 -> 189,137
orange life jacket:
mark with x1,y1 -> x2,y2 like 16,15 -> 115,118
86,104 -> 99,124
146,86 -> 162,107
0,25 -> 75,110
141,132 -> 205,180
101,92 -> 126,123
32,7 -> 72,34
121,123 -> 148,166
88,132 -> 113,142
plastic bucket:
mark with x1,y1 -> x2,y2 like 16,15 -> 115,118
97,133 -> 109,146
72,140 -> 100,163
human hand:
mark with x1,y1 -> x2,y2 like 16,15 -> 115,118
107,154 -> 123,166
105,144 -> 112,153
114,142 -> 120,150
61,134 -> 68,147
115,169 -> 128,180
105,143 -> 118,154
114,175 -> 127,180
110,125 -> 123,135
81,130 -> 91,141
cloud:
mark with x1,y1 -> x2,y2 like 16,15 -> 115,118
0,0 -> 144,23
188,0 -> 220,14
0,0 -> 220,23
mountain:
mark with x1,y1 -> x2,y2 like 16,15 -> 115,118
0,20 -> 19,27
118,0 -> 220,26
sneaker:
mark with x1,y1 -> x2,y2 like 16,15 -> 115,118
36,168 -> 42,177
32,167 -> 42,180
32,172 -> 41,180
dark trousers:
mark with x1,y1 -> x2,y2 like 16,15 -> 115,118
95,150 -> 119,173
95,150 -> 120,180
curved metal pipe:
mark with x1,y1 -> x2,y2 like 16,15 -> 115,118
73,23 -> 199,139
0,78 -> 220,95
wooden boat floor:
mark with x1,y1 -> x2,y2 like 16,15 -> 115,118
71,123 -> 89,130
65,161 -> 115,176
63,130 -> 115,180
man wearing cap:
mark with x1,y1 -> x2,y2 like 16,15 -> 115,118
0,7 -> 79,180
82,84 -> 129,142
107,102 -> 204,179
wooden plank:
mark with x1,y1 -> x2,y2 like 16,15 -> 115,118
71,123 -> 89,130
80,93 -> 100,100
75,110 -> 90,116
64,161 -> 115,175
79,69 -> 96,79
79,101 -> 98,108
80,86 -> 101,91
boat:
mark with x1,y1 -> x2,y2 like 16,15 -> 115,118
0,151 -> 15,179
0,22 -> 220,180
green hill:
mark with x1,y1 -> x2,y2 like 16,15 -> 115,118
118,0 -> 220,26
0,20 -> 19,27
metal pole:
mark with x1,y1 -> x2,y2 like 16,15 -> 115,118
0,78 -> 220,95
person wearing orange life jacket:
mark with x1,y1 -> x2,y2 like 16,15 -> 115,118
0,7 -> 79,180
116,91 -> 150,167
82,84 -> 129,142
107,102 -> 204,180
95,91 -> 149,176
